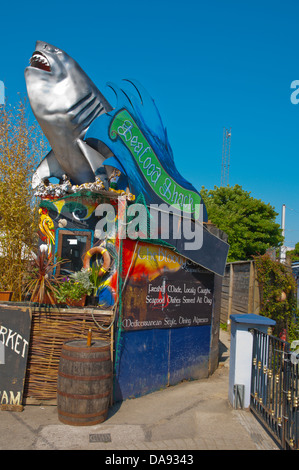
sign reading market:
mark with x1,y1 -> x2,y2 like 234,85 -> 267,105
0,307 -> 31,409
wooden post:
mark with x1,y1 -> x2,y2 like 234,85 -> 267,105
253,262 -> 260,314
227,263 -> 234,332
248,261 -> 254,313
110,322 -> 114,407
87,328 -> 92,347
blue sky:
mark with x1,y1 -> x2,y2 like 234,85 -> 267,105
1,0 -> 299,247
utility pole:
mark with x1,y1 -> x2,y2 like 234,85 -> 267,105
280,204 -> 286,263
221,127 -> 231,187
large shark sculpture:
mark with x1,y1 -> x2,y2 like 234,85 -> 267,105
25,41 -> 229,275
25,40 -> 113,189
25,40 -> 205,217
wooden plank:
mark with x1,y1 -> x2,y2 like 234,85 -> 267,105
232,300 -> 249,310
1,404 -> 24,412
248,261 -> 254,312
253,265 -> 260,314
220,260 -> 261,322
227,264 -> 234,330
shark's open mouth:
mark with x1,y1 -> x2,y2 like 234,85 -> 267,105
30,51 -> 51,72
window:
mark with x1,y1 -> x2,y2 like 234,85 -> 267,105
55,230 -> 92,276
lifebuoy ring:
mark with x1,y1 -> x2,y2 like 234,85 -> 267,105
83,246 -> 111,274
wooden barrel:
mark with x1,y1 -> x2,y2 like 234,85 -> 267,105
57,339 -> 112,426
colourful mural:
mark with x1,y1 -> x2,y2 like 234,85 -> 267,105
89,242 -> 118,309
120,239 -> 214,331
36,191 -> 217,315
38,193 -> 118,309
38,207 -> 55,257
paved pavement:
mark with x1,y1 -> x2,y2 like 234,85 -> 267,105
0,329 -> 280,451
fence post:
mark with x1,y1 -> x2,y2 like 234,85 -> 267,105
281,354 -> 287,449
248,261 -> 255,313
227,263 -> 234,333
228,313 -> 276,409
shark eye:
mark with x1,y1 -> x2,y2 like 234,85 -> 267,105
43,44 -> 56,53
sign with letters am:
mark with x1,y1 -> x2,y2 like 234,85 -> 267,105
0,306 -> 32,410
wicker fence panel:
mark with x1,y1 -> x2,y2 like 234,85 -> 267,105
24,308 -> 113,403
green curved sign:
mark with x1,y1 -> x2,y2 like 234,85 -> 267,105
109,109 -> 202,215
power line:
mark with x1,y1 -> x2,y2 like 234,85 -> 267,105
286,206 -> 299,216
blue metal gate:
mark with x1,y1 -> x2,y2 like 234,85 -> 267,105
250,329 -> 298,450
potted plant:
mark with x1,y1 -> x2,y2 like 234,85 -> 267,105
86,264 -> 106,306
24,245 -> 64,305
70,268 -> 93,293
55,271 -> 92,307
0,282 -> 13,301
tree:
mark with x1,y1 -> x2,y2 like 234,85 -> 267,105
286,242 -> 299,262
0,99 -> 44,300
254,253 -> 298,342
200,185 -> 283,262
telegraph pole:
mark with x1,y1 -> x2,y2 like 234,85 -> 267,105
221,127 -> 231,186
280,204 -> 286,263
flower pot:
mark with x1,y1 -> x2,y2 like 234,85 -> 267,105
66,295 -> 86,307
86,295 -> 99,306
0,291 -> 13,301
31,292 -> 57,305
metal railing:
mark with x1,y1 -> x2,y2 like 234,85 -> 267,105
250,328 -> 298,450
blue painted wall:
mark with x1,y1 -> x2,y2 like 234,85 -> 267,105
113,325 -> 211,402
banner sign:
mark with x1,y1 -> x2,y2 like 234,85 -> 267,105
0,306 -> 32,409
86,80 -> 206,219
109,109 -> 202,214
121,240 -> 214,331
86,80 -> 229,276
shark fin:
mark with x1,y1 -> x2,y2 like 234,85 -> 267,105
77,139 -> 109,189
32,150 -> 65,188
103,156 -> 127,175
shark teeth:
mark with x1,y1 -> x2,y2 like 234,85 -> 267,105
30,52 -> 51,72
